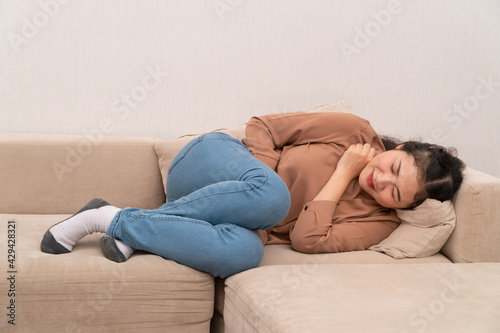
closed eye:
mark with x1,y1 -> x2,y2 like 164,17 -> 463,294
392,161 -> 402,202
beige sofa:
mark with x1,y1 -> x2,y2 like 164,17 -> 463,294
1,127 -> 499,333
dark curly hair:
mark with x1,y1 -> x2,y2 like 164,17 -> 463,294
380,136 -> 466,209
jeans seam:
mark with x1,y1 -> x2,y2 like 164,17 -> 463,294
159,184 -> 264,213
168,136 -> 204,174
120,209 -> 238,229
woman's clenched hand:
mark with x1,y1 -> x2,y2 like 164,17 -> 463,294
336,143 -> 376,180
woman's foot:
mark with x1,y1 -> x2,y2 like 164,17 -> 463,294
41,198 -> 120,254
100,235 -> 135,263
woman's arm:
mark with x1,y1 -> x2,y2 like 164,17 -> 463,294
290,214 -> 399,253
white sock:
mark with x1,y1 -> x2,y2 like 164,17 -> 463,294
114,239 -> 135,259
48,201 -> 120,251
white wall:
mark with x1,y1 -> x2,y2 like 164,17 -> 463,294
1,0 -> 499,177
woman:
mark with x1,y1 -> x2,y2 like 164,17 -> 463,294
41,111 -> 465,278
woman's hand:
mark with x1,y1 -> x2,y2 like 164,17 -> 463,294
312,143 -> 376,203
336,143 -> 376,181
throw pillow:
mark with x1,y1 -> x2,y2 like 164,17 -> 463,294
369,199 -> 456,258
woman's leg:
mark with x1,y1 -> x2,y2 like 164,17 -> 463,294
162,132 -> 290,229
108,214 -> 264,278
107,132 -> 291,277
41,198 -> 120,253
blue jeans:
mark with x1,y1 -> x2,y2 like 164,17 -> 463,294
107,132 -> 291,278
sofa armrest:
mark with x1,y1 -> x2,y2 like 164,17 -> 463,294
441,167 -> 500,263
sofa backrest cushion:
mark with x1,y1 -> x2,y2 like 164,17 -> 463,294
0,133 -> 165,214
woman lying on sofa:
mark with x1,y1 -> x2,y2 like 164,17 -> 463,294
41,108 -> 465,278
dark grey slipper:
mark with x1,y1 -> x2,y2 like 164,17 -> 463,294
40,198 -> 110,254
100,235 -> 127,263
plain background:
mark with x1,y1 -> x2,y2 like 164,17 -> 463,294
1,0 -> 499,177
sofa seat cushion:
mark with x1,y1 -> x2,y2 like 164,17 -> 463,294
224,263 -> 500,333
213,245 -> 451,318
0,214 -> 214,333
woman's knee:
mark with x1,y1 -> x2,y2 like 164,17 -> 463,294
215,227 -> 264,278
258,172 -> 291,228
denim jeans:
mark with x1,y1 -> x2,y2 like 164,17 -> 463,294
107,132 -> 291,278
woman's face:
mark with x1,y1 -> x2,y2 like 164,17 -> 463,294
358,149 -> 421,209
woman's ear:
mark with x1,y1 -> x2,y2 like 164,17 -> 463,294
395,143 -> 405,149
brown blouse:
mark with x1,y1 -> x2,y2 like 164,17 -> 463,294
243,111 -> 400,253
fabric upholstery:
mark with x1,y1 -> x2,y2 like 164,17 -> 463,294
369,199 -> 456,258
442,168 -> 500,262
260,244 -> 452,266
0,133 -> 165,214
214,244 -> 451,316
0,214 -> 214,333
224,263 -> 500,333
